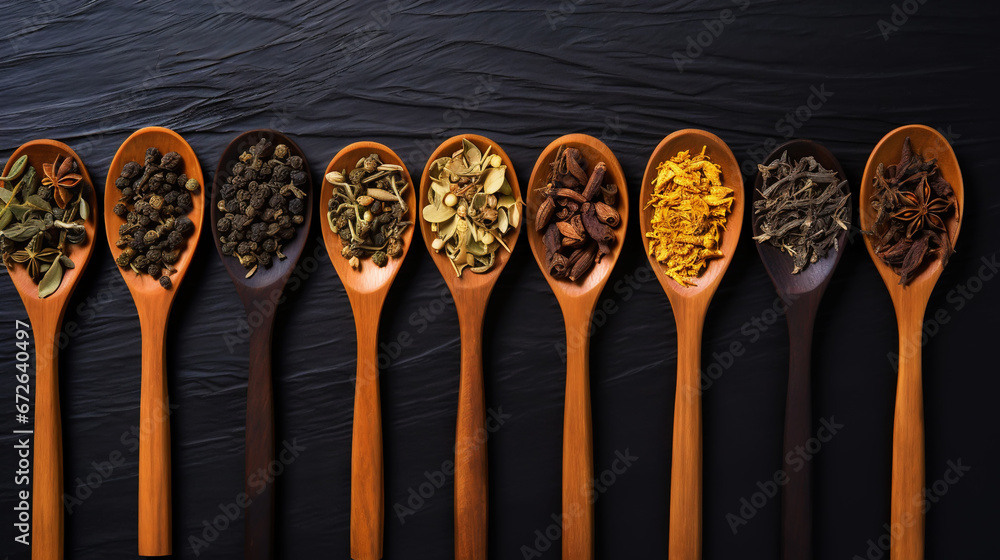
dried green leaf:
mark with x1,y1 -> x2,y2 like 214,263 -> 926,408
38,257 -> 63,298
463,139 -> 482,167
59,254 -> 75,269
24,195 -> 52,213
421,203 -> 456,223
483,167 -> 505,194
78,196 -> 89,221
1,155 -> 27,181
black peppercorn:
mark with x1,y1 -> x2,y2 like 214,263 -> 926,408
159,275 -> 172,289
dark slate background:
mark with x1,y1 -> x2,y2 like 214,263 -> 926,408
1,0 -> 998,558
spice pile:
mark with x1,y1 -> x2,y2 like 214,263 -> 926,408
645,147 -> 734,287
868,137 -> 957,285
112,148 -> 198,289
327,153 -> 410,270
534,145 -> 621,281
423,139 -> 519,277
217,138 -> 308,278
0,154 -> 90,298
753,152 -> 850,273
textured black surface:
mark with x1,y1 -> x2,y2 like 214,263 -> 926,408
1,1 -> 999,558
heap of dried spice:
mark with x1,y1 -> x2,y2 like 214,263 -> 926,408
326,153 -> 410,270
753,152 -> 850,273
112,148 -> 198,289
534,145 -> 621,281
423,139 -> 519,277
0,154 -> 90,298
217,138 -> 307,278
867,137 -> 957,285
645,147 -> 734,287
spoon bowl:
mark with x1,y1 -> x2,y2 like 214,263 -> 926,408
751,139 -> 850,560
639,129 -> 743,560
3,140 -> 97,560
211,129 -> 313,560
859,124 -> 963,560
321,142 -> 416,560
419,134 -> 521,560
525,133 -> 628,560
104,126 -> 204,556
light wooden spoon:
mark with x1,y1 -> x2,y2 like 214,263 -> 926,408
320,142 -> 416,560
752,139 -> 849,560
104,127 -> 204,556
859,124 -> 963,560
2,140 -> 97,560
524,134 -> 628,560
419,134 -> 522,560
639,129 -> 744,560
211,130 -> 313,560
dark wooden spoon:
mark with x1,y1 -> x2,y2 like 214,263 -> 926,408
2,141 -> 97,560
751,139 -> 850,560
419,134 -> 522,560
320,142 -> 417,560
525,134 -> 629,560
210,129 -> 313,560
104,127 -> 205,556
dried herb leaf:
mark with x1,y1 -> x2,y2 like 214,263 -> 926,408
37,257 -> 63,298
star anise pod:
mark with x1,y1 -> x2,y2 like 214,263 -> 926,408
890,175 -> 954,238
41,155 -> 83,208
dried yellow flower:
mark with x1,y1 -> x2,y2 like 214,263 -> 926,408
645,146 -> 733,287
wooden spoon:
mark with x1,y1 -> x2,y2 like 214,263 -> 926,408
751,139 -> 850,560
418,134 -> 522,560
320,142 -> 416,560
2,141 -> 97,560
859,124 -> 963,560
104,127 -> 204,556
211,130 -> 313,560
639,129 -> 744,560
525,134 -> 629,560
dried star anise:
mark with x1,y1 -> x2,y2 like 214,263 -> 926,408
867,137 -> 957,285
41,155 -> 83,208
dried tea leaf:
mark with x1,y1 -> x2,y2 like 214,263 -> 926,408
483,167 -> 505,194
24,195 -> 52,213
1,155 -> 27,181
422,203 -> 456,223
38,257 -> 63,298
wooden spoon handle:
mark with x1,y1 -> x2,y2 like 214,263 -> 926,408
562,307 -> 594,560
669,311 -> 704,560
351,308 -> 384,560
32,320 -> 63,560
891,313 -> 925,560
781,303 -> 816,560
455,311 -> 488,560
138,315 -> 171,556
245,317 -> 276,560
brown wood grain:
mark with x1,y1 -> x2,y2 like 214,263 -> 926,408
103,127 -> 205,556
210,130 -> 314,560
320,142 -> 417,560
418,134 -> 522,560
524,134 -> 630,560
639,129 -> 744,560
859,125 -> 964,560
3,140 -> 97,560
751,139 -> 850,560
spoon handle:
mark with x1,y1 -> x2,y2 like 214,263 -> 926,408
669,309 -> 704,560
31,318 -> 63,560
245,315 -> 276,560
351,298 -> 384,560
562,305 -> 595,560
138,314 -> 171,556
455,306 -> 488,560
891,310 -> 926,560
781,301 -> 817,560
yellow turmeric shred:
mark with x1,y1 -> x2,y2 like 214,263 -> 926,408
645,146 -> 734,287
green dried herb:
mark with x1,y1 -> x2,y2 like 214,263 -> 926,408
423,139 -> 519,277
753,152 -> 850,273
